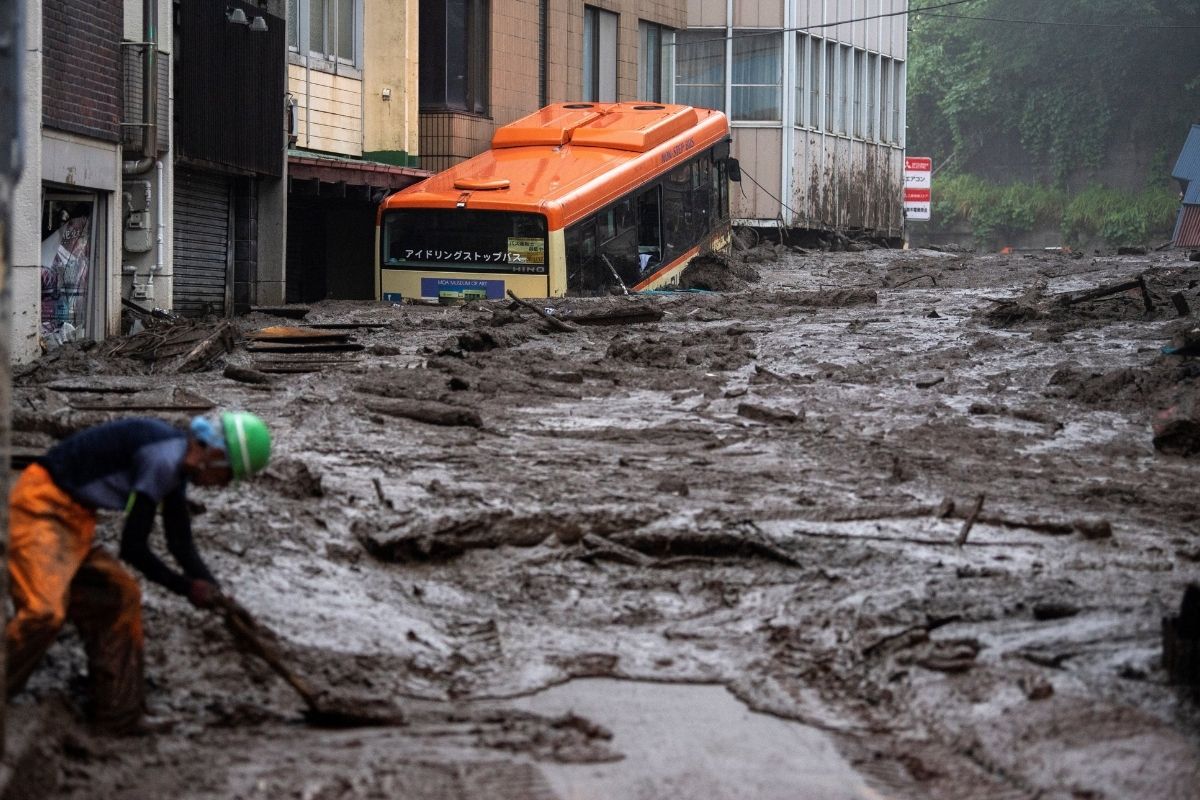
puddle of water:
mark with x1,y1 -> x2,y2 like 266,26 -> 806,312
511,678 -> 882,800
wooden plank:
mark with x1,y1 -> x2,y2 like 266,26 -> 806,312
246,342 -> 365,353
247,325 -> 351,343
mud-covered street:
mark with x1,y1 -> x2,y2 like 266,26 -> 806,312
9,245 -> 1200,799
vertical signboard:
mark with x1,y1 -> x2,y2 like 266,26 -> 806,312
904,157 -> 932,222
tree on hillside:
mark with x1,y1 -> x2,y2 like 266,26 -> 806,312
908,0 -> 1200,184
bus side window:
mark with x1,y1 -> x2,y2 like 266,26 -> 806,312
599,197 -> 639,288
695,158 -> 713,233
637,186 -> 662,273
716,158 -> 729,220
567,218 -> 610,295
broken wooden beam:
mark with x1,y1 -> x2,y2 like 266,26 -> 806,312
247,326 -> 351,344
1054,275 -> 1154,313
568,306 -> 666,326
245,342 -> 365,354
223,364 -> 273,384
362,398 -> 483,428
172,322 -> 237,373
506,290 -> 578,333
955,494 -> 986,547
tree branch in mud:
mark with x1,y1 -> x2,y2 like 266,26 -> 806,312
579,533 -> 656,567
955,494 -> 986,547
505,290 -> 579,333
892,273 -> 939,288
362,398 -> 483,427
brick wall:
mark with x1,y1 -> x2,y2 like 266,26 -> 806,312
43,0 -> 123,142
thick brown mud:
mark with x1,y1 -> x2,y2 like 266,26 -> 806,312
10,248 -> 1200,799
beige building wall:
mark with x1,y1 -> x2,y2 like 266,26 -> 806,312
421,0 -> 689,173
362,0 -> 419,163
289,64 -> 363,156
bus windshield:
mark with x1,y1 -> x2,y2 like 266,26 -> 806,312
381,209 -> 548,275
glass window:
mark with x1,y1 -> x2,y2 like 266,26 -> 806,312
287,0 -> 299,50
793,33 -> 807,127
824,43 -> 835,132
584,6 -> 618,102
838,45 -> 851,134
303,0 -> 357,64
336,0 -> 354,64
675,29 -> 725,112
880,57 -> 891,142
810,37 -> 822,129
853,49 -> 864,137
639,21 -> 675,103
420,0 -> 489,114
381,210 -> 547,275
893,60 -> 904,145
866,53 -> 878,140
732,30 -> 781,122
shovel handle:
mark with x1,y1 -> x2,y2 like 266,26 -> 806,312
213,594 -> 322,710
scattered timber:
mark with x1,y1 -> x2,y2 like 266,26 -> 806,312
250,305 -> 310,319
1053,275 -> 1154,314
246,326 -> 353,344
362,398 -> 483,428
224,364 -> 273,384
956,494 -> 986,547
567,306 -> 666,326
246,342 -> 365,354
505,290 -> 579,333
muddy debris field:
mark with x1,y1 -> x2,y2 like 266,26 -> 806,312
9,246 -> 1200,799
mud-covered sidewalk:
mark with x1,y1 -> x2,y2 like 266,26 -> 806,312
8,246 -> 1200,799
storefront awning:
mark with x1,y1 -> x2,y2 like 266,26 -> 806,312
287,150 -> 431,200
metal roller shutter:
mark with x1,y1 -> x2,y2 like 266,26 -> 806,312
173,168 -> 232,317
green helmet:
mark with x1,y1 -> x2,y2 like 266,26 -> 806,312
221,411 -> 272,480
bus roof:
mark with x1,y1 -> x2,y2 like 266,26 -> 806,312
379,102 -> 729,230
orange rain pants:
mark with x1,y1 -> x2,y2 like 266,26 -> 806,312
6,463 -> 145,731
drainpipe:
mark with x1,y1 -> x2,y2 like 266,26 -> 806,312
538,0 -> 547,107
153,159 -> 164,273
123,0 -> 157,176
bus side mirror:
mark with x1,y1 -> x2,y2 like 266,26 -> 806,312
725,158 -> 742,182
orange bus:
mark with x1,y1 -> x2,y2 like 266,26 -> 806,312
376,102 -> 737,302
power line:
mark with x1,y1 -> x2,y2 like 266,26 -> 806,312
667,0 -> 977,48
915,11 -> 1200,29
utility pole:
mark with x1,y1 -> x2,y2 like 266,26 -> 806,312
0,0 -> 25,757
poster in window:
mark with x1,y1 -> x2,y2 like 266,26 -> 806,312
507,237 -> 545,265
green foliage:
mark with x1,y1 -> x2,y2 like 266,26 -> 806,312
1062,185 -> 1179,247
934,177 -> 1178,248
933,175 -> 1065,245
909,0 -> 1200,182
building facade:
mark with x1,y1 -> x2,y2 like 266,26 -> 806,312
284,0 -> 428,302
9,0 -> 289,363
413,0 -> 907,236
680,0 -> 907,234
416,0 -> 689,174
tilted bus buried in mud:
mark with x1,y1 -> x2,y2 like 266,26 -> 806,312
376,102 -> 739,303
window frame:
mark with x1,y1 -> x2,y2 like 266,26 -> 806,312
584,6 -> 618,103
639,20 -> 675,103
675,28 -> 726,113
730,29 -> 782,123
419,0 -> 490,116
287,0 -> 363,74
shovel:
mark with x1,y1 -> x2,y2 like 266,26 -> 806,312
214,593 -> 406,727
